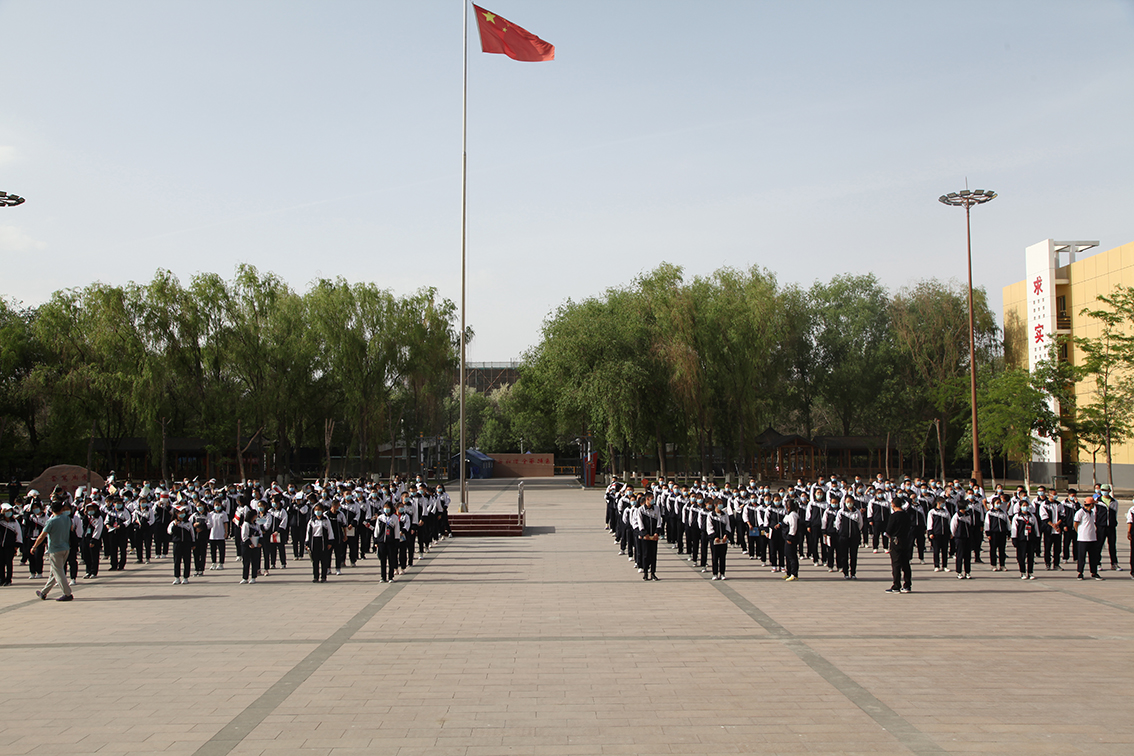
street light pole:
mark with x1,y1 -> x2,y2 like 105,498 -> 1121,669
0,191 -> 26,207
938,188 -> 996,490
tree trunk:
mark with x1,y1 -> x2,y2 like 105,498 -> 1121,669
160,417 -> 169,483
237,420 -> 244,483
935,419 -> 945,482
324,419 -> 335,480
884,431 -> 891,480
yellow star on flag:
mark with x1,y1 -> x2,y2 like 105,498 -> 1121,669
482,11 -> 495,23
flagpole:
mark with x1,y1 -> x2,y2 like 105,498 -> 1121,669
458,0 -> 469,513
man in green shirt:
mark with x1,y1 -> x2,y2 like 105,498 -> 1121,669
33,499 -> 74,601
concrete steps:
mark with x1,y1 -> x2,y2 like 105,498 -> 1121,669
448,512 -> 524,537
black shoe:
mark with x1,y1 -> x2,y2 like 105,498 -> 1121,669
651,574 -> 659,580
56,595 -> 73,602
36,590 -> 47,600
312,578 -> 319,583
1092,574 -> 1105,581
320,577 -> 327,582
885,588 -> 896,593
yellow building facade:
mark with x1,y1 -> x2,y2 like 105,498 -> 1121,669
1003,238 -> 1134,486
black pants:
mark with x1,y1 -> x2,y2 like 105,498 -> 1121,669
348,534 -> 359,564
914,532 -> 926,561
784,537 -> 799,577
133,524 -> 152,562
890,541 -> 911,590
292,525 -> 307,558
710,540 -> 727,577
309,537 -> 330,580
269,538 -> 287,568
376,541 -> 396,581
0,543 -> 15,584
108,530 -> 129,570
1014,537 -> 1035,575
333,538 -> 347,570
1043,530 -> 1061,568
988,532 -> 1007,568
193,540 -> 207,573
1061,530 -> 1075,562
640,537 -> 658,577
210,539 -> 226,565
769,534 -> 784,568
153,527 -> 169,558
1103,525 -> 1119,566
954,536 -> 971,574
930,534 -> 949,568
686,527 -> 700,562
1076,540 -> 1101,576
806,528 -> 820,561
67,537 -> 79,580
172,542 -> 192,579
359,527 -> 371,558
242,544 -> 261,580
82,537 -> 101,576
872,523 -> 888,551
837,537 -> 858,576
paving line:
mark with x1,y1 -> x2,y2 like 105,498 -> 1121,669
1039,581 -> 1134,615
189,540 -> 446,756
674,551 -> 948,756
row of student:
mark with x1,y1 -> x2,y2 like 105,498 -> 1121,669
0,476 -> 451,588
604,477 -> 1133,583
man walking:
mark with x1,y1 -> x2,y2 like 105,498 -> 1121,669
32,499 -> 74,602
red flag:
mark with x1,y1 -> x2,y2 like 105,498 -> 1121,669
473,5 -> 555,62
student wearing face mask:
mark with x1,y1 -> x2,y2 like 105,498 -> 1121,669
706,498 -> 731,580
1073,498 -> 1104,580
984,494 -> 1010,571
1010,503 -> 1039,579
268,498 -> 289,571
305,502 -> 333,583
207,501 -> 229,571
397,495 -> 414,574
21,499 -> 46,579
834,499 -> 863,579
927,498 -> 951,572
950,499 -> 976,579
240,504 -> 268,584
1,504 -> 23,585
373,500 -> 402,583
80,501 -> 103,580
168,507 -> 195,584
104,498 -> 131,571
131,498 -> 155,565
185,500 -> 207,576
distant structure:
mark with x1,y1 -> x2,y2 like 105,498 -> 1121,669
465,361 -> 520,394
1003,238 -> 1134,486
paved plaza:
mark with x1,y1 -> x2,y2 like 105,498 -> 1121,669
1,480 -> 1132,756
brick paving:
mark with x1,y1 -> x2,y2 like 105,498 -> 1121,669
1,482 -> 1131,756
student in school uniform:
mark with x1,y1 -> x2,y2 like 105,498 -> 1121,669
1125,499 -> 1134,579
834,498 -> 863,579
167,507 -> 195,584
397,495 -> 414,574
103,497 -> 131,571
706,498 -> 731,580
372,499 -> 402,583
639,493 -> 662,581
80,500 -> 103,579
1073,498 -> 1104,580
268,498 -> 289,570
239,504 -> 268,584
984,494 -> 1011,572
327,499 -> 349,576
189,501 -> 209,576
206,501 -> 229,570
0,504 -> 23,586
950,499 -> 976,579
1010,505 -> 1039,579
21,499 -> 46,579
305,502 -> 334,583
781,500 -> 801,581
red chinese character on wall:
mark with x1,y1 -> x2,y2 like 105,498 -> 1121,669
1034,324 -> 1044,344
1033,276 -> 1043,295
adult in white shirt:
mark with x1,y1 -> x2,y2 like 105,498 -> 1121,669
1073,499 -> 1103,580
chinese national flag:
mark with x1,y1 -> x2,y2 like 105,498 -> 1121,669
473,5 -> 555,62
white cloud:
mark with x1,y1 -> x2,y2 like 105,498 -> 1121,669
0,225 -> 47,253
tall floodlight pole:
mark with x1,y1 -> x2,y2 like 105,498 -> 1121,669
0,191 -> 26,207
458,0 -> 470,512
938,188 -> 996,490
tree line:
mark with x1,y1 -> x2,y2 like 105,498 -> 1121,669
0,265 -> 460,481
3,262 -> 1128,484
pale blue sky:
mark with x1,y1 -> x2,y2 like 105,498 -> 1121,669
2,0 -> 1133,359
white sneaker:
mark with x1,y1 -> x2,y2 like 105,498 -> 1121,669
172,578 -> 180,585
720,575 -> 727,580
249,578 -> 256,584
239,579 -> 248,584
218,564 -> 224,570
182,578 -> 189,584
335,570 -> 342,576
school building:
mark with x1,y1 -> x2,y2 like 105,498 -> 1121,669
1003,238 -> 1134,487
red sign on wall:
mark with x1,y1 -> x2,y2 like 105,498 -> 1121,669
489,453 -> 555,478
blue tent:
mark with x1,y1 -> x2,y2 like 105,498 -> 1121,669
449,449 -> 495,479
